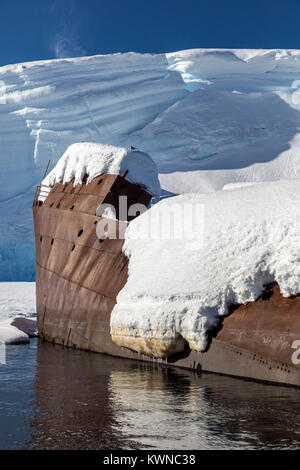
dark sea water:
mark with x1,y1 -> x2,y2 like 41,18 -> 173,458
0,338 -> 299,450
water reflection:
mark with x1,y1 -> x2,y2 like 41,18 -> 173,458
108,367 -> 300,449
1,339 -> 300,449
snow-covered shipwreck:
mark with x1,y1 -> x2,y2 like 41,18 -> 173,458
33,143 -> 300,387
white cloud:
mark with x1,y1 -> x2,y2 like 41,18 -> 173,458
51,0 -> 86,59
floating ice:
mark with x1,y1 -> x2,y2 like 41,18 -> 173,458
0,282 -> 36,344
0,319 -> 29,344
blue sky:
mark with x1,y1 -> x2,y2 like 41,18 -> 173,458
1,0 -> 300,66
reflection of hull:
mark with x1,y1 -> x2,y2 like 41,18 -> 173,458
33,176 -> 300,387
31,340 -> 140,450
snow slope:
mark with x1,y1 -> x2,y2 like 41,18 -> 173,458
1,49 -> 300,279
131,89 -> 300,193
132,49 -> 300,193
111,180 -> 300,358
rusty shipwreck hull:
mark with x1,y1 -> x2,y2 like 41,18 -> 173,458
33,175 -> 300,387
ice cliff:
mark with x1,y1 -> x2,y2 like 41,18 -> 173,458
1,49 -> 300,280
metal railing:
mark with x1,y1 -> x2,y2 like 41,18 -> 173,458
33,184 -> 51,204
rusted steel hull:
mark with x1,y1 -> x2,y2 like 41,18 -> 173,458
33,174 -> 150,355
33,176 -> 300,387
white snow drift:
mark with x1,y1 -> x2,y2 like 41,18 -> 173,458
111,179 -> 300,358
43,142 -> 161,197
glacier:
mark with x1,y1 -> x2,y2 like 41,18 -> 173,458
1,48 -> 300,280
